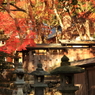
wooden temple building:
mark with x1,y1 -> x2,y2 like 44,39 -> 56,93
72,57 -> 95,95
21,41 -> 95,71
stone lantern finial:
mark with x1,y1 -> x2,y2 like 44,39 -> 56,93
61,55 -> 70,66
36,63 -> 43,71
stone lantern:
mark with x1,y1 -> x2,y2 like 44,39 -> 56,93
13,62 -> 26,95
29,63 -> 49,95
50,55 -> 85,95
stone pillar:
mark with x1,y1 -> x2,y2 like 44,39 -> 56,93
17,86 -> 23,95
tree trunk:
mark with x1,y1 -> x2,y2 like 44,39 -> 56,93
84,19 -> 90,40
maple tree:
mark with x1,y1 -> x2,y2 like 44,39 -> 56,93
0,0 -> 36,54
0,0 -> 95,54
70,0 -> 95,40
49,0 -> 95,40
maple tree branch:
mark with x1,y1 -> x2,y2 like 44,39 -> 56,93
2,3 -> 26,12
52,0 -> 63,30
1,3 -> 26,43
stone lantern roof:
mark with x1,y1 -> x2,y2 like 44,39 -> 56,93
50,55 -> 85,75
30,63 -> 49,76
50,65 -> 85,74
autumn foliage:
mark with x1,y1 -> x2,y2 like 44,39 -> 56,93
0,11 -> 35,53
0,0 -> 55,53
